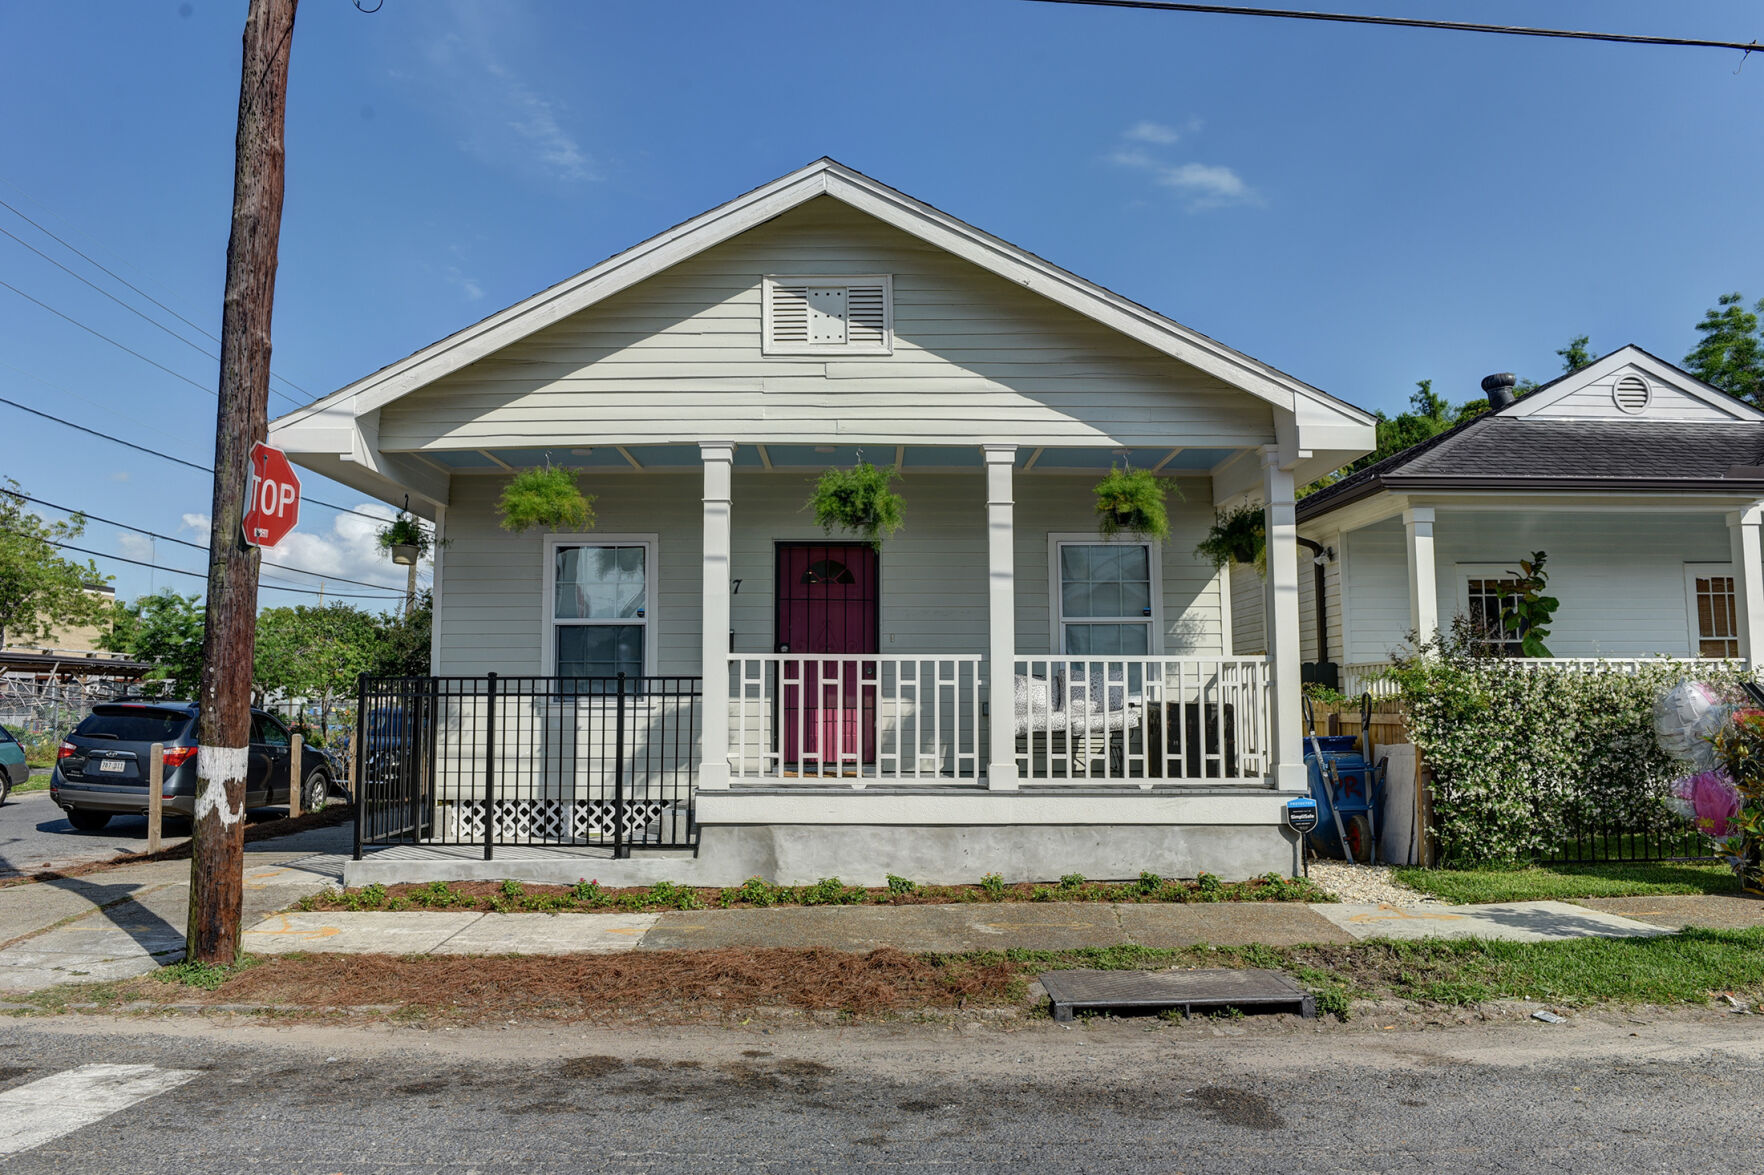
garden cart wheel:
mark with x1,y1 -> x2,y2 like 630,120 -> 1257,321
1343,814 -> 1374,865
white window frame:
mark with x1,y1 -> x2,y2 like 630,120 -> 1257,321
1046,533 -> 1165,656
762,274 -> 893,356
1456,563 -> 1528,655
1684,562 -> 1740,659
541,534 -> 660,678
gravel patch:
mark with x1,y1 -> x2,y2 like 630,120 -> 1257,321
1306,861 -> 1441,907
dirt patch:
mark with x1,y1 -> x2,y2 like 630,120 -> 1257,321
86,947 -> 1016,1022
0,804 -> 354,890
1188,1085 -> 1285,1130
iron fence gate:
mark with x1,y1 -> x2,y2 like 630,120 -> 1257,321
353,673 -> 702,860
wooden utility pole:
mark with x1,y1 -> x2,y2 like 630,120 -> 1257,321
188,0 -> 299,965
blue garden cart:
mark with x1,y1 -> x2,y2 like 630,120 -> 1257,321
1302,695 -> 1388,865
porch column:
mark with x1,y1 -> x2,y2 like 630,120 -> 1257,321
984,444 -> 1019,790
1729,501 -> 1764,667
699,442 -> 735,789
1261,450 -> 1306,791
1403,505 -> 1439,646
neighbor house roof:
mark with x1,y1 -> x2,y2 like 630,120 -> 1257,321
1298,345 -> 1764,522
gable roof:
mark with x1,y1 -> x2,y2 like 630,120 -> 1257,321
1298,345 -> 1764,521
270,157 -> 1373,436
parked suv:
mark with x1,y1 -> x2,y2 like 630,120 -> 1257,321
50,702 -> 340,832
0,724 -> 27,804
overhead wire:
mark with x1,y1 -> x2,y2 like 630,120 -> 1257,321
0,189 -> 313,400
0,393 -> 395,522
1018,0 -> 1762,53
9,492 -> 414,596
25,537 -> 410,602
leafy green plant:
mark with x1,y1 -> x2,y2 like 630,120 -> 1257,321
1093,466 -> 1173,541
376,511 -> 433,560
1136,871 -> 1162,895
885,874 -> 919,896
499,879 -> 525,899
1491,551 -> 1559,657
496,466 -> 596,533
1194,503 -> 1265,575
1058,872 -> 1086,891
570,879 -> 609,906
646,881 -> 702,910
980,873 -> 1007,900
807,462 -> 904,545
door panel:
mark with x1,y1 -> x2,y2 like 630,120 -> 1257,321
776,543 -> 879,772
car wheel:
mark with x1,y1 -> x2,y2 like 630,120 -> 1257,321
0,770 -> 10,806
67,809 -> 112,832
299,769 -> 330,812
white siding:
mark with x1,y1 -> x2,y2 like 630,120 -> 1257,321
1339,510 -> 1737,660
1528,366 -> 1734,422
379,198 -> 1274,452
1229,561 -> 1265,656
436,471 -> 1224,675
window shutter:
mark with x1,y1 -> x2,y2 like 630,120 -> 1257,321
846,283 -> 887,347
769,285 -> 810,346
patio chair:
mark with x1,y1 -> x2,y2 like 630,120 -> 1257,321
1013,666 -> 1144,776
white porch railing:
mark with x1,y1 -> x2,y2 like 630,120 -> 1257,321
1342,656 -> 1747,701
728,654 -> 984,784
1013,656 -> 1269,784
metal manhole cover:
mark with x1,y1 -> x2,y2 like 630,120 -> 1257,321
1038,968 -> 1315,1022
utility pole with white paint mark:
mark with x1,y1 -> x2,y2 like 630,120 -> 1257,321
188,0 -> 298,965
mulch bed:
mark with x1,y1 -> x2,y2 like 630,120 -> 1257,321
118,948 -> 1020,1020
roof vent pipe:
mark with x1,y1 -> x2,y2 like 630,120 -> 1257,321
1481,372 -> 1518,410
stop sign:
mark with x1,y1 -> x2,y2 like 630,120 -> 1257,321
243,442 -> 301,548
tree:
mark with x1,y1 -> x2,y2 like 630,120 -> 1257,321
102,591 -> 206,698
254,603 -> 378,741
0,479 -> 109,647
1557,334 -> 1595,373
1685,292 -> 1764,405
368,591 -> 432,679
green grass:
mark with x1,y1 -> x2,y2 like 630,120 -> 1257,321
1391,861 -> 1740,904
975,927 -> 1764,1012
9,776 -> 49,794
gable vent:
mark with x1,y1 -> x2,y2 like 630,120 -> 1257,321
1613,374 -> 1651,415
763,275 -> 892,355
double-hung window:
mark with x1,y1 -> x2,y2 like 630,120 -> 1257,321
548,538 -> 656,684
1053,539 -> 1158,655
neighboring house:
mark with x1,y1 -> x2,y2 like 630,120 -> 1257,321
269,158 -> 1374,884
1280,345 -> 1764,692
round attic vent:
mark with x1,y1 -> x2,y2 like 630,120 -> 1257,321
1613,374 -> 1651,414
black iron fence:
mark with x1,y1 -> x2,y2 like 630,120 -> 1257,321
353,673 -> 702,860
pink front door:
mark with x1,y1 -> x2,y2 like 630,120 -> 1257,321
776,543 -> 878,772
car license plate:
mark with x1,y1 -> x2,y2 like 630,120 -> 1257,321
99,759 -> 126,774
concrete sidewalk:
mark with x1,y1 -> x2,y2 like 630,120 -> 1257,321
0,824 -> 348,991
235,896 -> 1695,960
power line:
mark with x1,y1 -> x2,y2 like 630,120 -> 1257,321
0,191 -> 312,400
9,492 -> 412,596
0,393 -> 391,521
27,537 -> 408,601
1019,0 -> 1763,53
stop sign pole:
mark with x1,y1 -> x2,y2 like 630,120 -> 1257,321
189,0 -> 298,967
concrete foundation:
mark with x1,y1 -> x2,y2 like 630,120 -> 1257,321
344,823 -> 1299,888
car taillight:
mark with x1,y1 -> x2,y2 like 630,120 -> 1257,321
57,742 -> 76,760
162,746 -> 199,768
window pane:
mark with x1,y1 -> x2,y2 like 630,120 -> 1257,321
1059,543 -> 1152,620
1065,622 -> 1150,656
557,625 -> 644,680
1060,545 -> 1092,581
555,545 -> 646,619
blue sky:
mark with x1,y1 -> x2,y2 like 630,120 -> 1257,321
2,0 -> 1761,610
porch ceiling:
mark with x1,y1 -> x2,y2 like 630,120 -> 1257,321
412,444 -> 1245,474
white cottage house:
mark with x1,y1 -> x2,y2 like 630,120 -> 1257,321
269,159 -> 1375,885
1279,346 -> 1764,693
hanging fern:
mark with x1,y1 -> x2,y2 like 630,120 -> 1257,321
497,467 -> 596,533
1093,466 -> 1173,540
376,511 -> 431,557
807,462 -> 904,545
1195,504 -> 1266,575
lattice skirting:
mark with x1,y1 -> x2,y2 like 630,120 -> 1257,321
436,798 -> 688,845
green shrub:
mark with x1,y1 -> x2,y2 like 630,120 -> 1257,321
980,873 -> 1008,900
1136,871 -> 1162,894
1057,872 -> 1086,891
570,879 -> 609,907
807,462 -> 904,545
1387,625 -> 1748,865
646,881 -> 701,910
885,873 -> 919,896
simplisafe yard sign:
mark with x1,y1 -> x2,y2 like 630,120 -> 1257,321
243,442 -> 300,549
1285,797 -> 1319,835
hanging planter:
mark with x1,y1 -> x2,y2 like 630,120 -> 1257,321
1093,466 -> 1171,541
807,461 -> 904,545
376,510 -> 432,566
497,466 -> 596,533
1195,504 -> 1266,575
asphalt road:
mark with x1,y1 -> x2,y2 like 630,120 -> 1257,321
0,1013 -> 1756,1172
0,782 -> 295,878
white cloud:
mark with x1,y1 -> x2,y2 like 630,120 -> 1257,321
183,505 -> 427,608
1124,120 -> 1182,145
1104,119 -> 1260,212
117,531 -> 155,561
